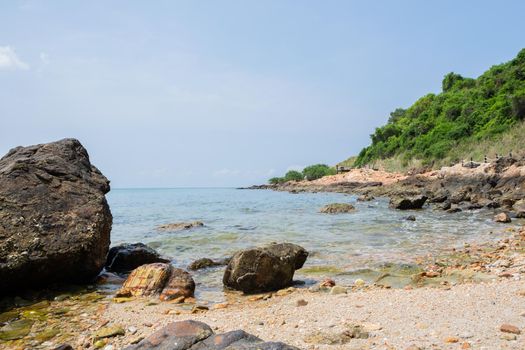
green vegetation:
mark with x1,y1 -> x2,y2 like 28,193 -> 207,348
268,164 -> 336,184
355,48 -> 525,168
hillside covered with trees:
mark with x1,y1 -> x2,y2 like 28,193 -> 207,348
354,49 -> 525,168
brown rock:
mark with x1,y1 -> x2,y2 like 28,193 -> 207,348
156,221 -> 204,232
500,323 -> 521,334
494,212 -> 512,223
296,299 -> 308,307
0,138 -> 112,294
159,268 -> 195,301
319,203 -> 355,214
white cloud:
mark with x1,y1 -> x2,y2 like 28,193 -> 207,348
0,46 -> 29,70
39,52 -> 50,65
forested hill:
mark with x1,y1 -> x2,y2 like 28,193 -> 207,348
354,48 -> 525,168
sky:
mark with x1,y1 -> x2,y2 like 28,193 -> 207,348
1,1 -> 524,188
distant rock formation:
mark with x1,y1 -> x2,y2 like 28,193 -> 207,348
0,138 -> 112,293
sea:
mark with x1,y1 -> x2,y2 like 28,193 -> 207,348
107,188 -> 523,302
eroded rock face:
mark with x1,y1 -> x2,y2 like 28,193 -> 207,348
125,320 -> 299,350
0,138 -> 112,293
105,243 -> 170,273
389,195 -> 428,210
223,243 -> 308,293
117,263 -> 195,300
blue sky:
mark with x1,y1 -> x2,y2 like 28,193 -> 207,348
1,1 -> 524,187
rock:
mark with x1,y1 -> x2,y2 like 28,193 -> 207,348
329,286 -> 347,295
494,212 -> 511,223
354,279 -> 366,287
296,299 -> 308,306
357,194 -> 374,202
304,324 -> 368,345
444,336 -> 459,343
447,206 -> 462,213
159,268 -> 196,301
125,320 -> 299,350
319,278 -> 336,288
0,139 -> 112,293
223,243 -> 308,293
513,199 -> 525,217
0,319 -> 34,340
319,203 -> 355,214
105,243 -> 170,273
440,201 -> 452,210
501,334 -> 517,341
188,257 -> 230,271
156,221 -> 204,232
117,263 -> 195,301
93,326 -> 125,340
389,195 -> 428,210
404,215 -> 416,221
500,323 -> 521,334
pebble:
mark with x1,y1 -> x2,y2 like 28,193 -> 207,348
354,279 -> 366,287
500,333 -> 517,341
296,299 -> 308,307
127,326 -> 137,335
500,323 -> 521,334
444,336 -> 459,343
329,286 -> 347,295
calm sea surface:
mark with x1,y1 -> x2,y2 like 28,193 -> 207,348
107,188 -> 522,302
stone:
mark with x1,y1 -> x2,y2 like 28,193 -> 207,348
319,203 -> 355,214
329,286 -> 347,295
0,139 -> 112,293
501,334 -> 517,341
354,279 -> 366,287
444,336 -> 459,343
188,257 -> 230,271
404,215 -> 416,221
494,212 -> 511,223
53,345 -> 74,350
500,323 -> 521,334
0,319 -> 34,340
105,243 -> 169,273
320,278 -> 336,288
93,326 -> 125,340
118,263 -> 195,301
223,243 -> 308,293
389,195 -> 428,210
159,268 -> 195,301
296,299 -> 308,306
156,221 -> 204,232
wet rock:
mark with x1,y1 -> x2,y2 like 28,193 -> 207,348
0,318 -> 34,340
105,243 -> 170,273
389,195 -> 427,210
223,243 -> 308,293
156,221 -> 204,232
118,263 -> 195,300
0,138 -> 112,293
440,201 -> 452,211
188,257 -> 230,271
404,215 -> 416,221
447,206 -> 462,213
319,203 -> 355,214
494,212 -> 511,223
357,194 -> 374,202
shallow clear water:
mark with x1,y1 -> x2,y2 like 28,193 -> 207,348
107,188 -> 523,302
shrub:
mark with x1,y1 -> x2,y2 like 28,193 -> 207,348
284,170 -> 304,182
268,177 -> 285,185
302,164 -> 336,181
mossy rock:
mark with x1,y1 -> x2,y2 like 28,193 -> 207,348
35,328 -> 60,342
0,319 -> 34,341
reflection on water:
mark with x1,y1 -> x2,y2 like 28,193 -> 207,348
107,188 -> 523,302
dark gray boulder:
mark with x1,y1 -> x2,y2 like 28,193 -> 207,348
389,195 -> 428,210
223,243 -> 308,293
125,320 -> 299,350
105,243 -> 169,273
0,138 -> 112,293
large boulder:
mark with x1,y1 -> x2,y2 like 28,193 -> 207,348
117,263 -> 195,301
223,243 -> 308,293
125,320 -> 299,350
105,243 -> 170,273
389,195 -> 428,210
0,139 -> 112,293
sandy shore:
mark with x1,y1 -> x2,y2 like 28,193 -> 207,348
105,279 -> 525,350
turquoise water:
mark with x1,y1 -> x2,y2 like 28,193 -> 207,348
107,188 -> 521,301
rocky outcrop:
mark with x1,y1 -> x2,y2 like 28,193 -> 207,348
105,243 -> 170,273
389,195 -> 428,210
319,203 -> 355,214
188,257 -> 230,271
0,138 -> 112,293
117,263 -> 195,301
125,320 -> 299,350
223,243 -> 308,293
156,221 -> 204,232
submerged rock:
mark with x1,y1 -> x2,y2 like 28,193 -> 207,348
125,320 -> 298,350
156,221 -> 204,232
389,195 -> 428,210
105,243 -> 170,273
0,138 -> 112,294
223,243 -> 308,293
319,203 -> 355,214
188,257 -> 230,271
117,263 -> 195,301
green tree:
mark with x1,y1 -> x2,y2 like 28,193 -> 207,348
302,164 -> 336,181
284,170 -> 304,182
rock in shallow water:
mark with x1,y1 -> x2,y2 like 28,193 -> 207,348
105,243 -> 170,273
319,203 -> 355,214
188,257 -> 230,271
223,243 -> 308,293
389,195 -> 428,210
0,138 -> 112,294
117,263 -> 195,301
156,221 -> 204,232
494,212 -> 511,223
